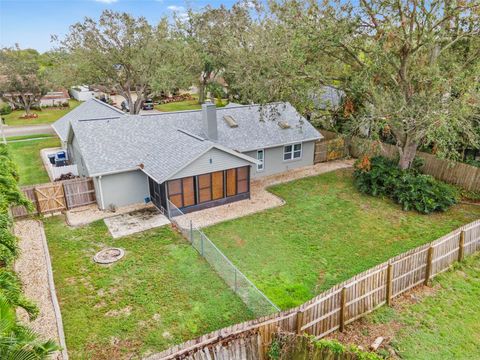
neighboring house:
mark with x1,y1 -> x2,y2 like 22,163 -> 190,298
39,90 -> 70,107
70,85 -> 97,101
52,99 -> 322,213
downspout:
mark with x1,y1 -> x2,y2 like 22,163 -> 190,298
97,176 -> 105,210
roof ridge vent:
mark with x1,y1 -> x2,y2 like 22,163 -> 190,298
278,121 -> 291,129
223,115 -> 238,128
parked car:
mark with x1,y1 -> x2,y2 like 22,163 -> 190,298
121,100 -> 130,113
142,99 -> 154,110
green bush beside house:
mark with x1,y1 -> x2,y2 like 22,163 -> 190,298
0,143 -> 59,358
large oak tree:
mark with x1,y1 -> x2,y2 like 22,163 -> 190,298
58,11 -> 190,114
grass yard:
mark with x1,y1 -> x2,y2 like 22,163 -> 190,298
3,99 -> 80,126
362,253 -> 480,359
7,135 -> 60,185
204,169 -> 480,309
155,98 -> 227,112
44,217 -> 252,359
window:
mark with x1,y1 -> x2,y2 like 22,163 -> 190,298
257,150 -> 264,171
284,143 -> 302,161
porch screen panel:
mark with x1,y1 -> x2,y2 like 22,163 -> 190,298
237,167 -> 249,194
226,169 -> 237,197
167,179 -> 183,208
212,171 -> 224,200
198,174 -> 212,203
182,177 -> 196,207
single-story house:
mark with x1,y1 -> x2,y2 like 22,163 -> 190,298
70,85 -> 97,102
39,90 -> 69,107
52,99 -> 322,213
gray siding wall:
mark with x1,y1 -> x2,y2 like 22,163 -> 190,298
169,148 -> 253,180
94,170 -> 149,210
68,134 -> 88,176
244,141 -> 316,178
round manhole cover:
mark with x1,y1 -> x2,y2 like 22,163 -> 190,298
93,248 -> 125,264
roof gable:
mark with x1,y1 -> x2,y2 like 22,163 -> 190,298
52,98 -> 123,141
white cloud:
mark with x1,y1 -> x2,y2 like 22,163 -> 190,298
167,5 -> 185,12
93,0 -> 118,3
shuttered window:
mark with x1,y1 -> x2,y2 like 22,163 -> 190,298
167,179 -> 183,208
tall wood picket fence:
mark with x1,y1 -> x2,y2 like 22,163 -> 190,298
349,137 -> 480,192
151,219 -> 480,360
10,178 -> 96,218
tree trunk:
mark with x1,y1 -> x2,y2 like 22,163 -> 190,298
198,81 -> 206,104
398,140 -> 418,170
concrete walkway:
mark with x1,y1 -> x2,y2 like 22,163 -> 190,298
14,220 -> 67,360
175,159 -> 354,229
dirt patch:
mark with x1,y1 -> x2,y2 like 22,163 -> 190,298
326,283 -> 442,357
105,306 -> 132,317
233,234 -> 246,247
85,337 -> 142,360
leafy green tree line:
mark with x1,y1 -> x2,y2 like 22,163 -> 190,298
0,144 -> 58,358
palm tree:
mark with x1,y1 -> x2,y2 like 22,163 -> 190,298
0,295 -> 59,359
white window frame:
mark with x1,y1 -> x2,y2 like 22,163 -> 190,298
283,142 -> 302,161
257,149 -> 264,171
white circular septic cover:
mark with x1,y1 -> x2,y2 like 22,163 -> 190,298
93,248 -> 125,264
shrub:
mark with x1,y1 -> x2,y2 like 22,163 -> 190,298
0,104 -> 12,116
354,156 -> 458,214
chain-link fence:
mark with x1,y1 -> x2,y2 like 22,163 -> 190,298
166,200 -> 279,317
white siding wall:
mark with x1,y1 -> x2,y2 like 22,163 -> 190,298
169,148 -> 253,180
68,134 -> 88,176
94,170 -> 149,210
244,141 -> 316,178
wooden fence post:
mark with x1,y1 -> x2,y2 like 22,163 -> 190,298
296,310 -> 304,334
386,264 -> 393,306
339,287 -> 347,332
424,246 -> 434,286
458,231 -> 465,262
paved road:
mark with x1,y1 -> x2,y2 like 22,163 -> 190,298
2,124 -> 55,137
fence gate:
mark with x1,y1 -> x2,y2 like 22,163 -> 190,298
34,183 -> 67,213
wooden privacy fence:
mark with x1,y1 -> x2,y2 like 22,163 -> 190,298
10,178 -> 96,218
154,219 -> 480,360
349,137 -> 480,192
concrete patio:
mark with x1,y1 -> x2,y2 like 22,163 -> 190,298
104,207 -> 170,238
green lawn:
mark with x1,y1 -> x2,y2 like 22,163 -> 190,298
204,169 -> 480,309
7,135 -> 60,185
367,253 -> 480,359
3,99 -> 80,126
155,98 -> 227,112
44,218 -> 252,359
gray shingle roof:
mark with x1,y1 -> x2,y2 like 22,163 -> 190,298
69,101 -> 322,182
139,102 -> 322,152
71,117 -> 256,183
52,98 -> 124,141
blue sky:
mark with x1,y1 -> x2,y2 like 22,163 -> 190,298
0,0 -> 235,52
